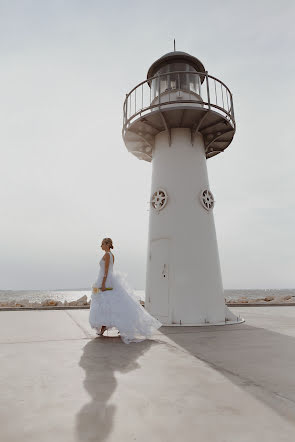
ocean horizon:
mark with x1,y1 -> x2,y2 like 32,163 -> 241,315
1,288 -> 295,304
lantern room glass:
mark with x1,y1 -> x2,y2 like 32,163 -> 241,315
151,62 -> 201,100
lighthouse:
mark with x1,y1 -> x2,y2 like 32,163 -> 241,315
122,50 -> 244,326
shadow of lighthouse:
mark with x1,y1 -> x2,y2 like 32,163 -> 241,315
75,337 -> 153,442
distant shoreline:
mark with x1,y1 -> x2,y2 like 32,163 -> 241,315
1,302 -> 295,312
0,289 -> 294,310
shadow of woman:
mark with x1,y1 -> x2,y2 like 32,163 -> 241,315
75,336 -> 154,442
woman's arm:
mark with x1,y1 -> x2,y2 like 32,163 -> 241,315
101,253 -> 110,290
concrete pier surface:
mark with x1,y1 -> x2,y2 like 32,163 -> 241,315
1,307 -> 295,442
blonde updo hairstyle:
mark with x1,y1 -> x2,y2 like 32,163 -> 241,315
102,237 -> 114,249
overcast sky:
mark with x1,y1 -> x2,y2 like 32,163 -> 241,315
1,0 -> 294,290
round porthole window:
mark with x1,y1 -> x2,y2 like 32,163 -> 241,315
151,188 -> 168,211
200,189 -> 215,210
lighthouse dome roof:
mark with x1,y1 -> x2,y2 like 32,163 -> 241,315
147,51 -> 206,80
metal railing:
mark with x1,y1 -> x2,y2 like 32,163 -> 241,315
123,71 -> 235,132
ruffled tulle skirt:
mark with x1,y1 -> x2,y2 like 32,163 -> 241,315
89,270 -> 162,344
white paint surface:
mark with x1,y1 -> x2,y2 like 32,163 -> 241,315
145,128 -> 240,325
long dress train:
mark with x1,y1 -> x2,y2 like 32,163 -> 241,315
89,251 -> 162,344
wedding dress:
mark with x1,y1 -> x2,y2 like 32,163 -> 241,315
89,251 -> 162,344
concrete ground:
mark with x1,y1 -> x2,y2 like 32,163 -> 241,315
1,307 -> 295,442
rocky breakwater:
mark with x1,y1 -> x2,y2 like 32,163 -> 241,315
226,295 -> 295,305
0,295 -> 90,309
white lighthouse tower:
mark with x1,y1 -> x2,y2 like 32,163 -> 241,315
122,50 -> 244,326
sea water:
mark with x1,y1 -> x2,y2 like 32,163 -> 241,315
0,288 -> 294,304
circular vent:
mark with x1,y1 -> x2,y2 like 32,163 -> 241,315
151,188 -> 168,211
200,189 -> 214,210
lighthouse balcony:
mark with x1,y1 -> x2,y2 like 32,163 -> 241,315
122,71 -> 235,162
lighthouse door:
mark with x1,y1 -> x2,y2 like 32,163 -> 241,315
149,238 -> 170,319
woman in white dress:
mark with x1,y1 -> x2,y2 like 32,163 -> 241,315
89,237 -> 162,344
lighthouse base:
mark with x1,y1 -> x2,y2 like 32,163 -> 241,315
153,306 -> 244,326
159,319 -> 245,327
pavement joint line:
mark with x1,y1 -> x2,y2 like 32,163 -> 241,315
158,328 -> 260,333
1,324 -> 295,408
270,391 -> 295,405
64,309 -> 92,338
188,351 -> 295,407
146,335 -> 295,406
0,337 -> 93,345
150,336 -> 295,407
0,336 -> 175,347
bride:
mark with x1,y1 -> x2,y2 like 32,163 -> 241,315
89,237 -> 162,344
